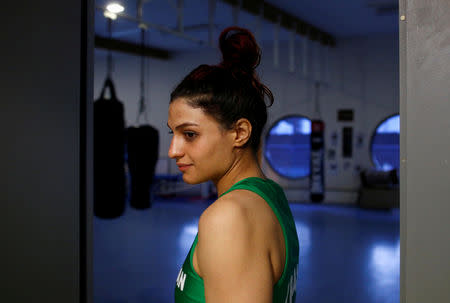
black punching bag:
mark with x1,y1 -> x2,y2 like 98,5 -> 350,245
310,119 -> 325,203
94,78 -> 126,218
127,125 -> 159,209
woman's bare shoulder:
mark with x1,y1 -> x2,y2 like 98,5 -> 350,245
197,188 -> 276,247
195,191 -> 275,303
199,191 -> 253,233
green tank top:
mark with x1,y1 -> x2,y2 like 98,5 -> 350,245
174,177 -> 299,303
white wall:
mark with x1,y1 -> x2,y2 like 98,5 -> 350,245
94,32 -> 399,203
259,34 -> 399,203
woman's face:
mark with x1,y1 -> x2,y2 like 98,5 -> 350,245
167,98 -> 236,184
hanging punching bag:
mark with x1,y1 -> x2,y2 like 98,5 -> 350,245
310,120 -> 325,202
94,78 -> 126,218
127,125 -> 159,209
126,28 -> 160,210
309,82 -> 325,203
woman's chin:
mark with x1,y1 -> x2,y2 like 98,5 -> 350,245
182,174 -> 208,185
182,174 -> 201,185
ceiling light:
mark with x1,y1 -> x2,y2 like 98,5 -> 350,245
104,11 -> 117,20
106,2 -> 125,14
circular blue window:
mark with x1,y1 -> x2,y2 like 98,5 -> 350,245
371,114 -> 400,171
264,116 -> 311,179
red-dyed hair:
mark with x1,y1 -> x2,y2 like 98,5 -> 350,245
170,27 -> 274,152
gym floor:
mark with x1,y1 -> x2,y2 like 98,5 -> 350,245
94,198 -> 400,303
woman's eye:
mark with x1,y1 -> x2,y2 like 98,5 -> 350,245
184,131 -> 196,139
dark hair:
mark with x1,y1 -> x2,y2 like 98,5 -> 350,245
170,26 -> 274,152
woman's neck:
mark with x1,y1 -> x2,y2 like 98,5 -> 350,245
214,148 -> 265,197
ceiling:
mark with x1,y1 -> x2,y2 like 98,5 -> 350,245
94,0 -> 399,52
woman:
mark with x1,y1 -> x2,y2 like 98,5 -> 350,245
168,27 -> 299,303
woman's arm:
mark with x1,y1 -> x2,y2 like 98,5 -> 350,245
196,194 -> 274,303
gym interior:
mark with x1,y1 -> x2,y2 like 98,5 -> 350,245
93,1 -> 400,302
2,1 -> 449,303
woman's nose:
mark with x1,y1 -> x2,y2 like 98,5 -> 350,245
168,136 -> 183,159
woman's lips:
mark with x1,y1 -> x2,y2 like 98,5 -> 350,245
177,164 -> 192,172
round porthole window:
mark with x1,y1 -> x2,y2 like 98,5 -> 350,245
370,114 -> 400,171
264,116 -> 311,179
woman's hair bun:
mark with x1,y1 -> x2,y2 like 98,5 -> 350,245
219,26 -> 261,72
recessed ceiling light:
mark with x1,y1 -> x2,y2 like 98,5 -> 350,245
106,2 -> 125,14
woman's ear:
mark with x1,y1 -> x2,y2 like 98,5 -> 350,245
233,118 -> 252,147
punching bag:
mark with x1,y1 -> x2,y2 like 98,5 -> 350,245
94,78 -> 126,218
310,119 -> 325,203
126,28 -> 160,209
127,125 -> 159,209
